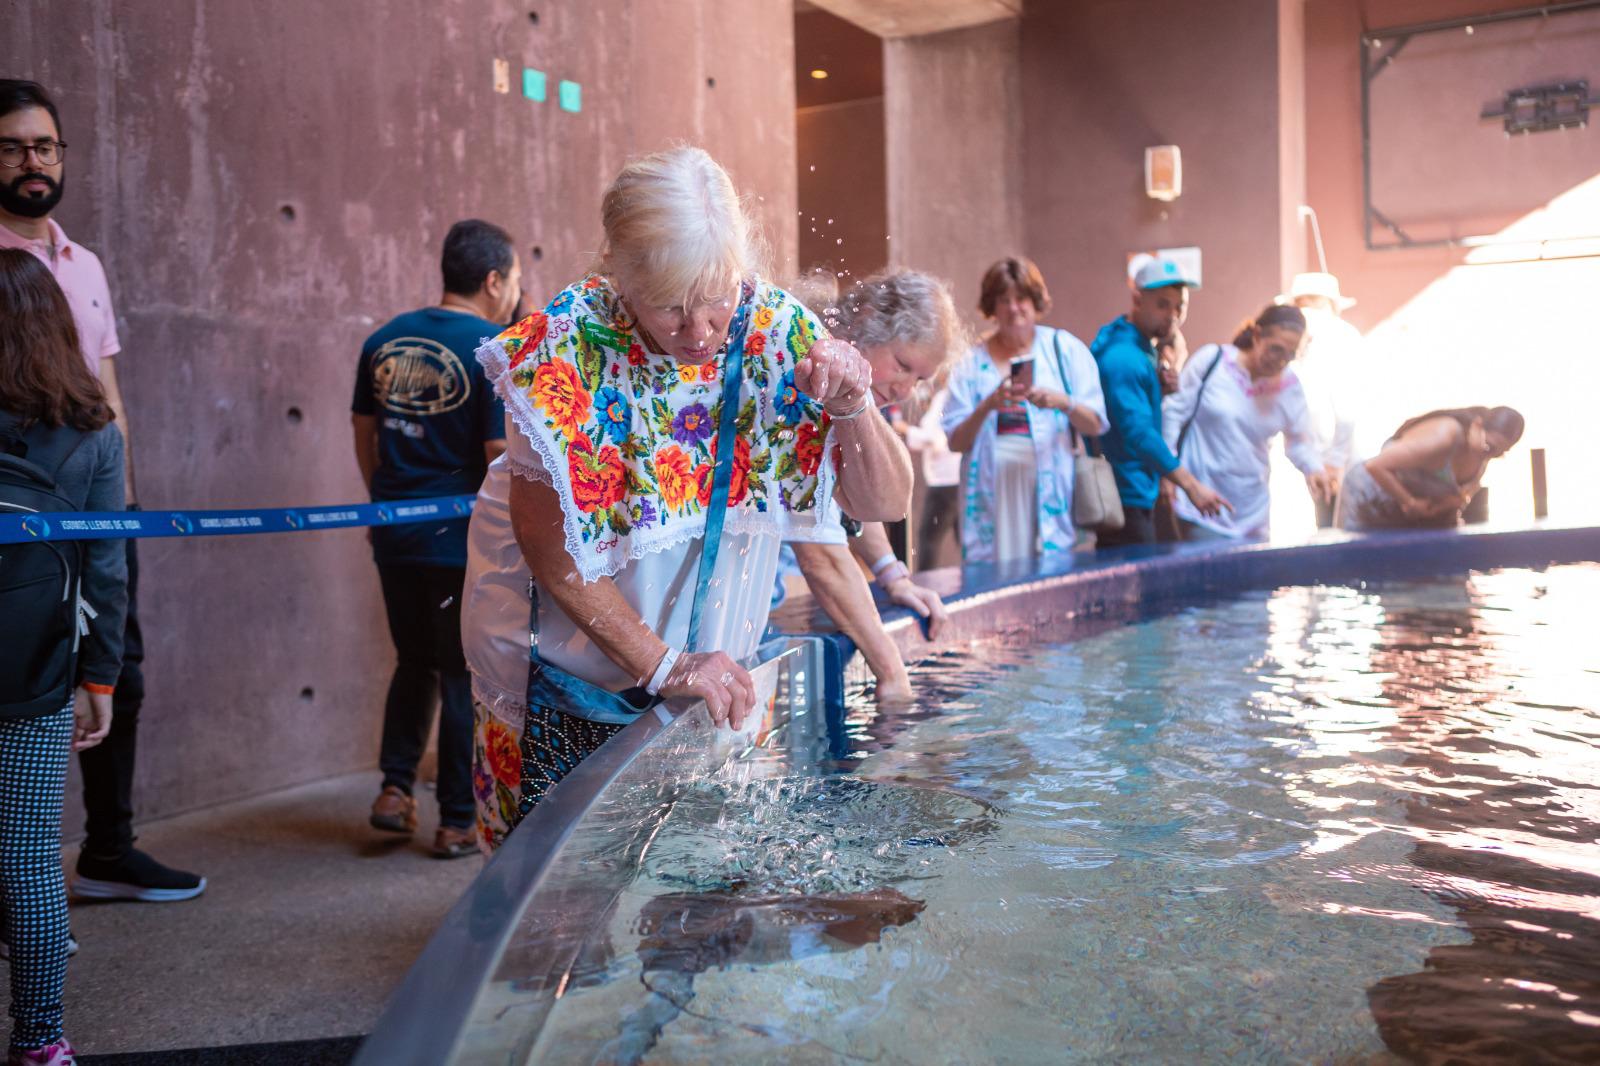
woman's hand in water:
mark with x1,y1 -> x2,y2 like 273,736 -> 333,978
661,651 -> 756,730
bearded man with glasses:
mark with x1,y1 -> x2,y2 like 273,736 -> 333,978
0,79 -> 206,907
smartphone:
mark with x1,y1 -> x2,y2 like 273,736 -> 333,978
1009,356 -> 1035,389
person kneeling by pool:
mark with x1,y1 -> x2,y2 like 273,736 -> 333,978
461,147 -> 913,851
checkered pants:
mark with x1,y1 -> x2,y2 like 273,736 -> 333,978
0,704 -> 73,1051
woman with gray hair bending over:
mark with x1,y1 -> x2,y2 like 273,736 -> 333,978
786,268 -> 966,699
461,147 -> 911,850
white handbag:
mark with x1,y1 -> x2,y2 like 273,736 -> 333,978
1051,336 -> 1124,533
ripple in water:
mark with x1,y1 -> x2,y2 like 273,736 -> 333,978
640,775 -> 1000,895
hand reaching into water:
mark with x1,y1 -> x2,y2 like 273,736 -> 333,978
661,650 -> 756,730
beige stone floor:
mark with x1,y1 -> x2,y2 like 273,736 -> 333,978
13,772 -> 480,1059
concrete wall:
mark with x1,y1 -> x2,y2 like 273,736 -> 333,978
1017,0 -> 1298,349
2,0 -> 799,826
797,97 -> 889,279
1294,0 -> 1600,527
885,19 -> 1024,321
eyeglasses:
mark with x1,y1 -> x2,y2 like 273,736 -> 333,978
0,141 -> 68,168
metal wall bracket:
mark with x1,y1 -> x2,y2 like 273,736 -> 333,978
1481,80 -> 1596,135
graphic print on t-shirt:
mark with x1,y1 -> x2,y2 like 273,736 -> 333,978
370,336 -> 471,416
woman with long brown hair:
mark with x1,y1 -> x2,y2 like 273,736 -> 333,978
0,247 -> 123,1065
1337,406 -> 1524,530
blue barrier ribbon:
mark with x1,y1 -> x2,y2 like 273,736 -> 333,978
0,494 -> 477,544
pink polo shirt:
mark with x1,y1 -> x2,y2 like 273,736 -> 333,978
0,217 -> 121,375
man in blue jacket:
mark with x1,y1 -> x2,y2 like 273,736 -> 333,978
1090,257 -> 1229,547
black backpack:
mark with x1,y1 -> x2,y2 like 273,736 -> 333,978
0,419 -> 92,719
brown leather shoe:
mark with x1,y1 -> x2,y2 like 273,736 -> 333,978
370,786 -> 418,835
432,825 -> 478,859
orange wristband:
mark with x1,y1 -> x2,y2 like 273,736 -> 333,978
82,683 -> 115,696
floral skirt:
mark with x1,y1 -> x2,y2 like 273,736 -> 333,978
473,698 -> 625,853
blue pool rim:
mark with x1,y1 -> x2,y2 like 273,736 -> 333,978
354,522 -> 1600,1065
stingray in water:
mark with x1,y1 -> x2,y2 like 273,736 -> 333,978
600,885 -> 925,1063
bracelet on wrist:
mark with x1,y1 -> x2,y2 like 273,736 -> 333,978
82,682 -> 115,697
645,647 -> 681,696
868,552 -> 898,577
876,561 -> 911,586
825,392 -> 872,422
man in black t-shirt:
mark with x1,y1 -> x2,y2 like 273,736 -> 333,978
351,219 -> 519,857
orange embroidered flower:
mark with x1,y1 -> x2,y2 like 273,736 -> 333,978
655,445 -> 697,511
745,333 -> 767,358
484,717 -> 521,787
677,363 -> 699,384
697,434 -> 752,507
568,432 -> 628,513
795,420 -> 824,477
504,313 -> 549,370
531,361 -> 591,440
700,360 -> 718,383
582,275 -> 603,289
753,307 -> 776,331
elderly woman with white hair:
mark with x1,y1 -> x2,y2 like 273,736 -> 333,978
461,147 -> 911,849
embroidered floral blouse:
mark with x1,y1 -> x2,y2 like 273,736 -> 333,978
462,274 -> 847,716
477,274 -> 844,585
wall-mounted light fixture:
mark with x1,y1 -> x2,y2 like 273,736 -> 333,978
1144,145 -> 1182,202
810,69 -> 829,80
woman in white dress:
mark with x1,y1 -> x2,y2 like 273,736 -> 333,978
1160,303 -> 1335,541
943,257 -> 1109,564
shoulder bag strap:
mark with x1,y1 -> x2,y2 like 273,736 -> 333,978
1174,345 -> 1225,460
1050,332 -> 1082,454
685,291 -> 752,652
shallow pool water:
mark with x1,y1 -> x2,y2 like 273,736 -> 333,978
516,564 -> 1600,1064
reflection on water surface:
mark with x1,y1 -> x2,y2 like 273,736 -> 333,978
519,564 -> 1600,1064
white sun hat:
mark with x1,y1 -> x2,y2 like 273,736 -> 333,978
1283,271 -> 1356,310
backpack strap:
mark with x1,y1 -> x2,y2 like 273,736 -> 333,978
0,418 -> 91,493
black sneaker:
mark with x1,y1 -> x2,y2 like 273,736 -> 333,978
72,847 -> 206,903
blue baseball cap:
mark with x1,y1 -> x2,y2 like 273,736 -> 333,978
1133,257 -> 1199,290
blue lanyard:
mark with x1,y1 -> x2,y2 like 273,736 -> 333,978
524,293 -> 752,723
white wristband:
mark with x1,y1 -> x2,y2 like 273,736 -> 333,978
875,561 -> 910,586
645,647 -> 681,696
826,392 -> 872,421
869,553 -> 899,577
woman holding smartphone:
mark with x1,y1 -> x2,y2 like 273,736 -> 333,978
944,257 -> 1108,564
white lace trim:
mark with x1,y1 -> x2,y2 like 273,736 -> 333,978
505,453 -> 552,486
471,672 -> 527,726
477,334 -> 842,585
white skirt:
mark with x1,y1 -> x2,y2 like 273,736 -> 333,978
992,435 -> 1038,564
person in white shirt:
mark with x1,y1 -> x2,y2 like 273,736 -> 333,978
1161,304 -> 1335,541
1283,272 -> 1363,527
